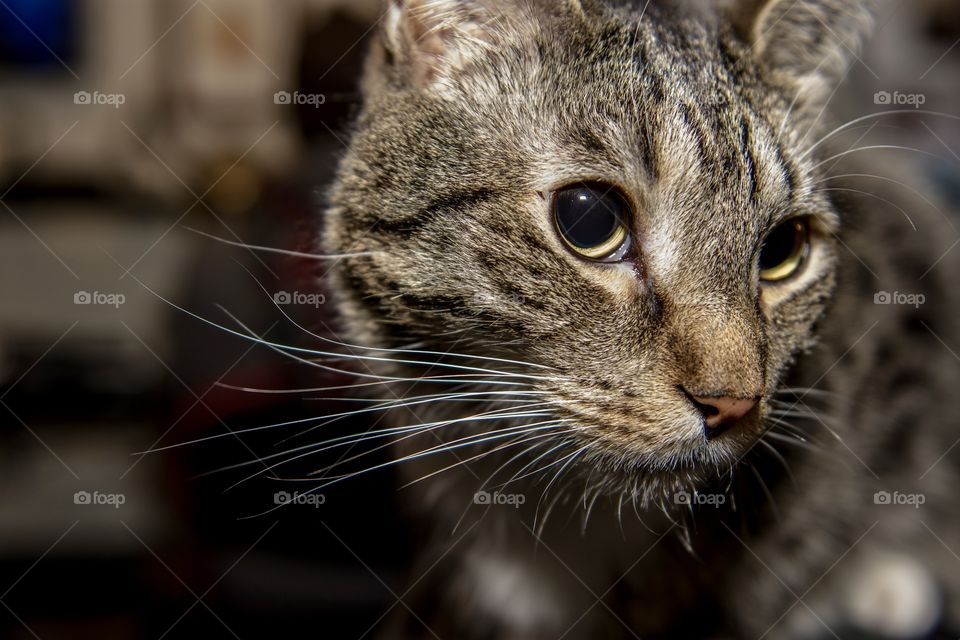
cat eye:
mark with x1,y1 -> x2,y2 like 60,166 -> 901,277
553,184 -> 632,261
758,218 -> 810,283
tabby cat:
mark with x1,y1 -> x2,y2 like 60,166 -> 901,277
320,0 -> 960,637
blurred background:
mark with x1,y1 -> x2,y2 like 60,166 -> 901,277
0,1 -> 958,638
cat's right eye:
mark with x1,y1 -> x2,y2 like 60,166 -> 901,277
553,184 -> 632,261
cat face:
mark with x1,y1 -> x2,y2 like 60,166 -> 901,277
325,0 -> 873,489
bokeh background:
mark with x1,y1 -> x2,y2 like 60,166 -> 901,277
0,1 -> 958,638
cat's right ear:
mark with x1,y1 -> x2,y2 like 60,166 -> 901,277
383,0 -> 501,90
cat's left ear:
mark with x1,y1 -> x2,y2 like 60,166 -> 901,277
733,0 -> 878,99
382,1 -> 587,91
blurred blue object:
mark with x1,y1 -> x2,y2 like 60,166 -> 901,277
0,0 -> 75,69
927,160 -> 960,208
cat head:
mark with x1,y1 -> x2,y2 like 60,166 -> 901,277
324,0 -> 876,494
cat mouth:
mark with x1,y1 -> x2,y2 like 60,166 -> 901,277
562,400 -> 769,478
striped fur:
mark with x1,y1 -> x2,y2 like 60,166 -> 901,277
322,1 -> 960,637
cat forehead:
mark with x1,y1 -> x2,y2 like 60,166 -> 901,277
516,41 -> 799,218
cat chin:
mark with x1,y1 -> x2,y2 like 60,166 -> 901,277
569,446 -> 745,508
574,418 -> 763,476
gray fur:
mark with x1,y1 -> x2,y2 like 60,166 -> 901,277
322,0 -> 960,637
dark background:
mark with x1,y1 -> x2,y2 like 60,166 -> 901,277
0,1 -> 958,638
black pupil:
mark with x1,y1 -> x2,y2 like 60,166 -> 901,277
555,186 -> 626,249
759,221 -> 800,271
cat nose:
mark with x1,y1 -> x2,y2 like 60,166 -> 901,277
688,393 -> 759,439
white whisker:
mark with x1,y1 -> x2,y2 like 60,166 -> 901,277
801,110 -> 960,160
815,187 -> 916,230
811,145 -> 947,173
185,226 -> 379,260
228,406 -> 564,488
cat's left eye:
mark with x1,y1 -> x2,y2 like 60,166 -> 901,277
759,218 -> 810,283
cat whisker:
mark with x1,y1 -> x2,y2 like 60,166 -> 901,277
184,226 -> 380,260
214,375 -> 536,395
227,405 -> 562,488
768,397 -> 827,411
450,435 -> 566,535
273,391 -> 553,445
477,435 -> 565,493
800,109 -> 960,160
118,271 -> 555,389
236,421 -> 568,520
748,461 -> 781,522
306,420 -> 572,489
813,173 -> 952,228
534,444 -> 591,536
774,387 -> 840,399
401,428 -> 575,489
764,430 -> 821,453
814,187 -> 917,230
497,437 -> 578,491
757,439 -> 797,488
196,405 -> 554,478
219,303 -> 558,383
811,144 -> 949,173
768,408 -> 824,422
233,258 -> 558,374
223,411 -> 564,491
142,391 -> 550,456
203,399 -> 559,476
764,415 -> 819,442
581,483 -> 605,534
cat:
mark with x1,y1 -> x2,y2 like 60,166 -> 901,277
320,0 -> 960,637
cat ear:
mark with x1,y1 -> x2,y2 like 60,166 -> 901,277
384,0 -> 503,89
734,0 -> 877,98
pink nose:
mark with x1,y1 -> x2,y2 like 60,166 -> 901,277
691,394 -> 759,438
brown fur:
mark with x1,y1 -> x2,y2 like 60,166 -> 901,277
321,1 -> 960,637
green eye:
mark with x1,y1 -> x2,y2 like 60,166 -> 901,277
553,184 -> 632,261
759,218 -> 810,283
